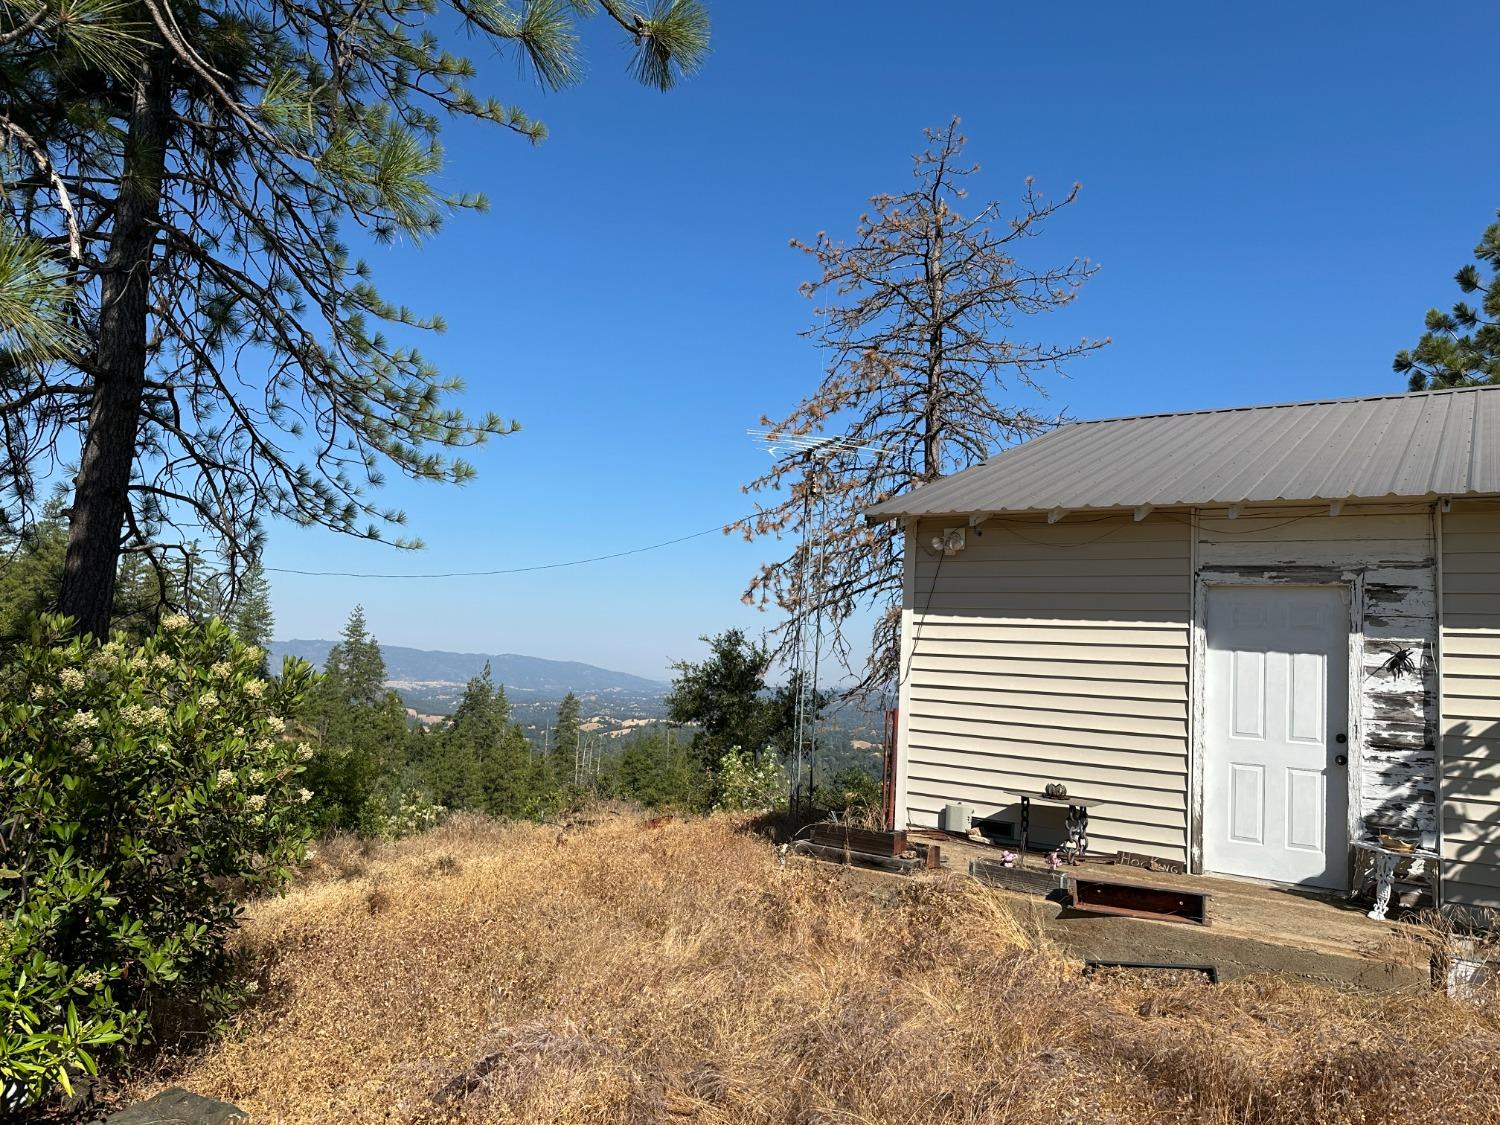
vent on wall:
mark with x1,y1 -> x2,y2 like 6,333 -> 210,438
972,819 -> 1017,841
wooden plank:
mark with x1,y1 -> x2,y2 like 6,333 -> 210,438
1113,850 -> 1188,875
1069,876 -> 1210,925
791,841 -> 925,875
808,824 -> 906,856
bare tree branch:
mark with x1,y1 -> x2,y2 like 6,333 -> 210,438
736,118 -> 1109,699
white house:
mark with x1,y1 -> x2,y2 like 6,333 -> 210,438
867,384 -> 1500,910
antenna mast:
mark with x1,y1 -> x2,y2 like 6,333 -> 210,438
747,430 -> 893,813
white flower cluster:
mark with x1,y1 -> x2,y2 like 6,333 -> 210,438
58,667 -> 86,691
119,703 -> 170,728
64,710 -> 99,732
217,769 -> 235,787
91,643 -> 124,671
160,613 -> 191,631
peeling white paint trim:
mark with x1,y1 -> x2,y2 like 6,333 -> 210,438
1434,501 -> 1447,907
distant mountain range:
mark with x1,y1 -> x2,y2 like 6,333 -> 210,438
268,639 -> 669,698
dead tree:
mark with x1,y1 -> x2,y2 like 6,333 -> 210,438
736,118 -> 1108,697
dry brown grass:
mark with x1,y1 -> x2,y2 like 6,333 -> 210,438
116,814 -> 1500,1124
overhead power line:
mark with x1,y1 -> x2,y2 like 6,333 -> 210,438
264,517 -> 747,579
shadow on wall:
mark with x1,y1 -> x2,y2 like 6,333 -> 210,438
1440,715 -> 1500,909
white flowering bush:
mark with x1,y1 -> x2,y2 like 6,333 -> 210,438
369,791 -> 447,840
712,746 -> 789,813
0,615 -> 316,1105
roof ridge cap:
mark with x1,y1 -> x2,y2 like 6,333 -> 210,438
1072,382 -> 1500,428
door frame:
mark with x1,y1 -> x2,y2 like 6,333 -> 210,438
1188,571 -> 1366,885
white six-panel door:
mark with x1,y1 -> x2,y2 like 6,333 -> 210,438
1203,585 -> 1350,889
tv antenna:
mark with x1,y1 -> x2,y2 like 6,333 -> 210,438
746,429 -> 894,812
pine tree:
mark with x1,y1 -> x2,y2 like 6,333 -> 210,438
423,663 -> 548,815
0,504 -> 225,643
735,119 -> 1106,695
303,605 -> 409,830
228,561 -> 274,656
1,0 -> 712,636
319,606 -> 387,709
1396,211 -> 1500,389
551,691 -> 582,783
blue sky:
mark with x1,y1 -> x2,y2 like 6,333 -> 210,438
264,0 -> 1500,680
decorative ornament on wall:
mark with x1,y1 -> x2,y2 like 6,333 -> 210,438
1379,645 -> 1418,679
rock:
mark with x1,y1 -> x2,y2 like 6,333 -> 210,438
99,1088 -> 246,1124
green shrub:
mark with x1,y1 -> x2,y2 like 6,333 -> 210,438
367,790 -> 446,840
0,614 -> 315,1105
712,747 -> 788,813
814,766 -> 883,820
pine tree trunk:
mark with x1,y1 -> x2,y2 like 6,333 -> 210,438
58,49 -> 171,637
922,203 -> 946,482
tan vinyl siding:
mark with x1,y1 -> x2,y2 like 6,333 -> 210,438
900,514 -> 1191,862
1440,500 -> 1500,909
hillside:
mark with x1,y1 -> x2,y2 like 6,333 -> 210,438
269,639 -> 668,715
112,814 -> 1500,1123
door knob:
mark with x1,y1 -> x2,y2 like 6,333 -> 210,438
1335,754 -> 1348,766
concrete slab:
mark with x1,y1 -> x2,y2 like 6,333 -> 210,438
800,832 -> 1433,990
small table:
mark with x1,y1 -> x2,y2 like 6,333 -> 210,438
999,790 -> 1108,868
1353,839 -> 1439,921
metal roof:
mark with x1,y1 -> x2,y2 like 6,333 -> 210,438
866,384 -> 1500,521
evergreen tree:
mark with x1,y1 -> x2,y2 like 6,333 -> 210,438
1,0 -> 712,637
1396,211 -> 1500,389
302,605 -> 408,832
228,561 -> 275,657
421,662 -> 548,816
735,119 -> 1105,695
0,503 -> 214,643
317,606 -> 388,709
615,729 -> 700,809
666,629 -> 799,768
551,691 -> 582,784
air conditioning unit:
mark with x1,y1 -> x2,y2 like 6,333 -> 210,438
939,802 -> 975,833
